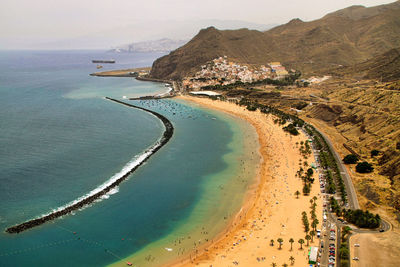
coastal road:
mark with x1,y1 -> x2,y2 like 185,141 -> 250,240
308,126 -> 391,267
318,131 -> 360,209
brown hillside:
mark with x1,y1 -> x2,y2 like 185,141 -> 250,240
331,47 -> 400,81
150,1 -> 400,80
211,77 -> 400,220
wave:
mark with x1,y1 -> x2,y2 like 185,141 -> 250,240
5,98 -> 174,234
52,143 -> 159,212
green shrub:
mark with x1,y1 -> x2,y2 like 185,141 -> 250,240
341,259 -> 350,267
339,246 -> 350,260
342,209 -> 380,228
303,183 -> 310,195
343,154 -> 358,164
246,105 -> 257,111
371,149 -> 380,157
356,161 -> 374,173
283,123 -> 299,136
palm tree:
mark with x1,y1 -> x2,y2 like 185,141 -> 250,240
270,239 -> 274,246
289,256 -> 295,265
289,238 -> 294,250
295,191 -> 300,199
313,196 -> 318,202
277,238 -> 283,249
282,264 -> 288,267
343,226 -> 352,235
271,263 -> 277,267
312,218 -> 319,231
305,235 -> 311,246
310,230 -> 315,242
298,238 -> 304,249
310,209 -> 316,219
310,199 -> 314,205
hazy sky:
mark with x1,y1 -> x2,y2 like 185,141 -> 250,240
0,0 -> 396,49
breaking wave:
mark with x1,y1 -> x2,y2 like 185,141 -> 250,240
6,98 -> 174,234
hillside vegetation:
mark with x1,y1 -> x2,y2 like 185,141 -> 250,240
220,76 -> 400,219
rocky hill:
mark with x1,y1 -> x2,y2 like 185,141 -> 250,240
216,76 -> 400,218
331,47 -> 400,82
150,1 -> 400,80
303,79 -> 400,213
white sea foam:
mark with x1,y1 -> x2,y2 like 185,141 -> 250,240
39,139 -> 163,219
99,187 -> 119,200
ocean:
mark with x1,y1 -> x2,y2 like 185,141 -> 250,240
0,50 -> 259,266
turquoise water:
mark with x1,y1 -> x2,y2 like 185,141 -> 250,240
0,51 -> 258,267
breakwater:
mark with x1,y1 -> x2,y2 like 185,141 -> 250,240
5,98 -> 174,234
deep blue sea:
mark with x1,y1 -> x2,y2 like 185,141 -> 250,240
0,51 -> 258,267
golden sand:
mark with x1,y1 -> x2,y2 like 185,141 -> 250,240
172,96 -> 324,267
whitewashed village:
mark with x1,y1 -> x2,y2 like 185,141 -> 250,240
182,56 -> 330,91
182,56 -> 290,90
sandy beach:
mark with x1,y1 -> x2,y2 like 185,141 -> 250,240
174,96 -> 323,267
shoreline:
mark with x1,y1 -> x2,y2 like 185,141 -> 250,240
107,94 -> 323,267
161,96 -> 268,267
110,95 -> 261,267
89,67 -> 151,77
170,96 -> 323,266
5,98 -> 174,234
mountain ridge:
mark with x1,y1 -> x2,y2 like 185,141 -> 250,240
150,1 -> 400,80
108,38 -> 188,53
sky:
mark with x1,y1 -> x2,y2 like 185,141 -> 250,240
0,0 -> 396,49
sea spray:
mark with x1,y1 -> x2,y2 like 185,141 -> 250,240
5,98 -> 174,234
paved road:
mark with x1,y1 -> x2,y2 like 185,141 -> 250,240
316,129 -> 392,233
318,131 -> 360,209
319,207 -> 391,267
320,212 -> 338,267
307,126 -> 392,267
349,218 -> 391,234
